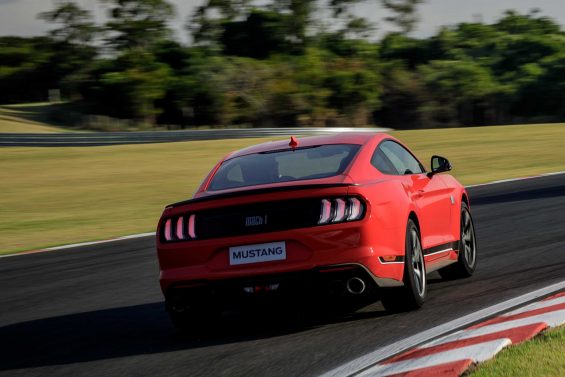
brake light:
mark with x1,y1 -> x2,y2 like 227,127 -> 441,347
161,214 -> 197,242
318,197 -> 365,225
188,214 -> 196,239
333,198 -> 347,222
176,217 -> 184,239
347,198 -> 362,221
319,199 -> 332,224
164,219 -> 173,241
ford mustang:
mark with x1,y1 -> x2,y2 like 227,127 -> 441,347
156,132 -> 477,328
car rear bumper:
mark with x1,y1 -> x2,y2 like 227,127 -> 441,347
164,263 -> 400,312
158,222 -> 405,295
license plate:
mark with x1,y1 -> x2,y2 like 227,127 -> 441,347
229,241 -> 286,266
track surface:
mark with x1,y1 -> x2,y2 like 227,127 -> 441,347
1,174 -> 564,376
0,128 -> 386,147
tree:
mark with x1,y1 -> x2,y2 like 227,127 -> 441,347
103,0 -> 176,50
329,0 -> 364,17
189,0 -> 253,46
494,10 -> 562,36
83,51 -> 172,122
381,0 -> 424,35
35,2 -> 100,100
38,1 -> 98,45
326,0 -> 375,40
0,36 -> 59,103
343,15 -> 376,39
513,53 -> 565,119
377,65 -> 428,129
419,60 -> 500,126
323,60 -> 381,126
278,0 -> 317,46
220,9 -> 290,58
379,32 -> 432,67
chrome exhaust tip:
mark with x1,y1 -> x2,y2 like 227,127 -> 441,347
346,277 -> 366,295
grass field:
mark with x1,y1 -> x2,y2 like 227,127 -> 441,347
1,123 -> 564,254
469,325 -> 565,376
0,103 -> 70,133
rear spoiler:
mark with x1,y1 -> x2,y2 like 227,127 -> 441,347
168,183 -> 357,208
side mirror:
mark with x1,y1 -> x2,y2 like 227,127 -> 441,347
430,155 -> 452,176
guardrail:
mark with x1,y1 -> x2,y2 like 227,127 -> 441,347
0,127 -> 389,147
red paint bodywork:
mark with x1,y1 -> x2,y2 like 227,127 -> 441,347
156,133 -> 468,295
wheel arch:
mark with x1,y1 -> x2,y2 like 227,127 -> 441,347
408,211 -> 421,234
461,192 -> 469,208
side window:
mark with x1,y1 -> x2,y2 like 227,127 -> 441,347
373,140 -> 424,175
371,148 -> 397,175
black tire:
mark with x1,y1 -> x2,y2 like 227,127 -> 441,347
381,219 -> 426,312
439,202 -> 477,280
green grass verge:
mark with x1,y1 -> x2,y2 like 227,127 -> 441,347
468,325 -> 565,377
0,123 -> 564,255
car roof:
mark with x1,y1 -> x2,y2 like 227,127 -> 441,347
227,132 -> 389,160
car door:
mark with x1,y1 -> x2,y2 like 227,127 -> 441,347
376,141 -> 452,251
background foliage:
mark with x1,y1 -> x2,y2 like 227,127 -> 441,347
1,1 -> 565,129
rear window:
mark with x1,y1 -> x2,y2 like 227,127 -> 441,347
208,144 -> 361,191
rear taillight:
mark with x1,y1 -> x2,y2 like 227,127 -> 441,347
318,197 -> 365,225
162,214 -> 197,242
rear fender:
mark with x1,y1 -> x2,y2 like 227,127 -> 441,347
350,180 -> 413,261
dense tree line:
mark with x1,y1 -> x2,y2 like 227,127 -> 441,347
1,0 -> 565,129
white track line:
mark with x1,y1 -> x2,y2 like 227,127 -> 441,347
423,309 -> 565,348
319,280 -> 565,377
0,232 -> 155,258
466,170 -> 565,188
357,339 -> 511,377
504,295 -> 565,316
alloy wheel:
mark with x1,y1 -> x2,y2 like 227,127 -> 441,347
461,210 -> 476,269
411,229 -> 426,297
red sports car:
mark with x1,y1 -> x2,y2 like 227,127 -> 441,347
156,132 -> 477,328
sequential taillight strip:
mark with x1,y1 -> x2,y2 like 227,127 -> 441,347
188,214 -> 196,239
162,214 -> 197,242
318,197 -> 365,225
176,217 -> 184,239
164,219 -> 173,241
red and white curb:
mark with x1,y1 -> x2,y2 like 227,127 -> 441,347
321,281 -> 565,377
355,291 -> 565,377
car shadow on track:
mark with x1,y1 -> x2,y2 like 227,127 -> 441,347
0,301 -> 390,371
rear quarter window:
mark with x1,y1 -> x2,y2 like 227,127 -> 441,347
371,140 -> 425,175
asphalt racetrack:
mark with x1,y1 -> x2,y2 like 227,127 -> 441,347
1,174 -> 564,377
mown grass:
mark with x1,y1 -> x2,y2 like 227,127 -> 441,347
1,123 -> 564,254
393,123 -> 565,185
468,325 -> 565,377
0,103 -> 68,133
0,138 -> 273,254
